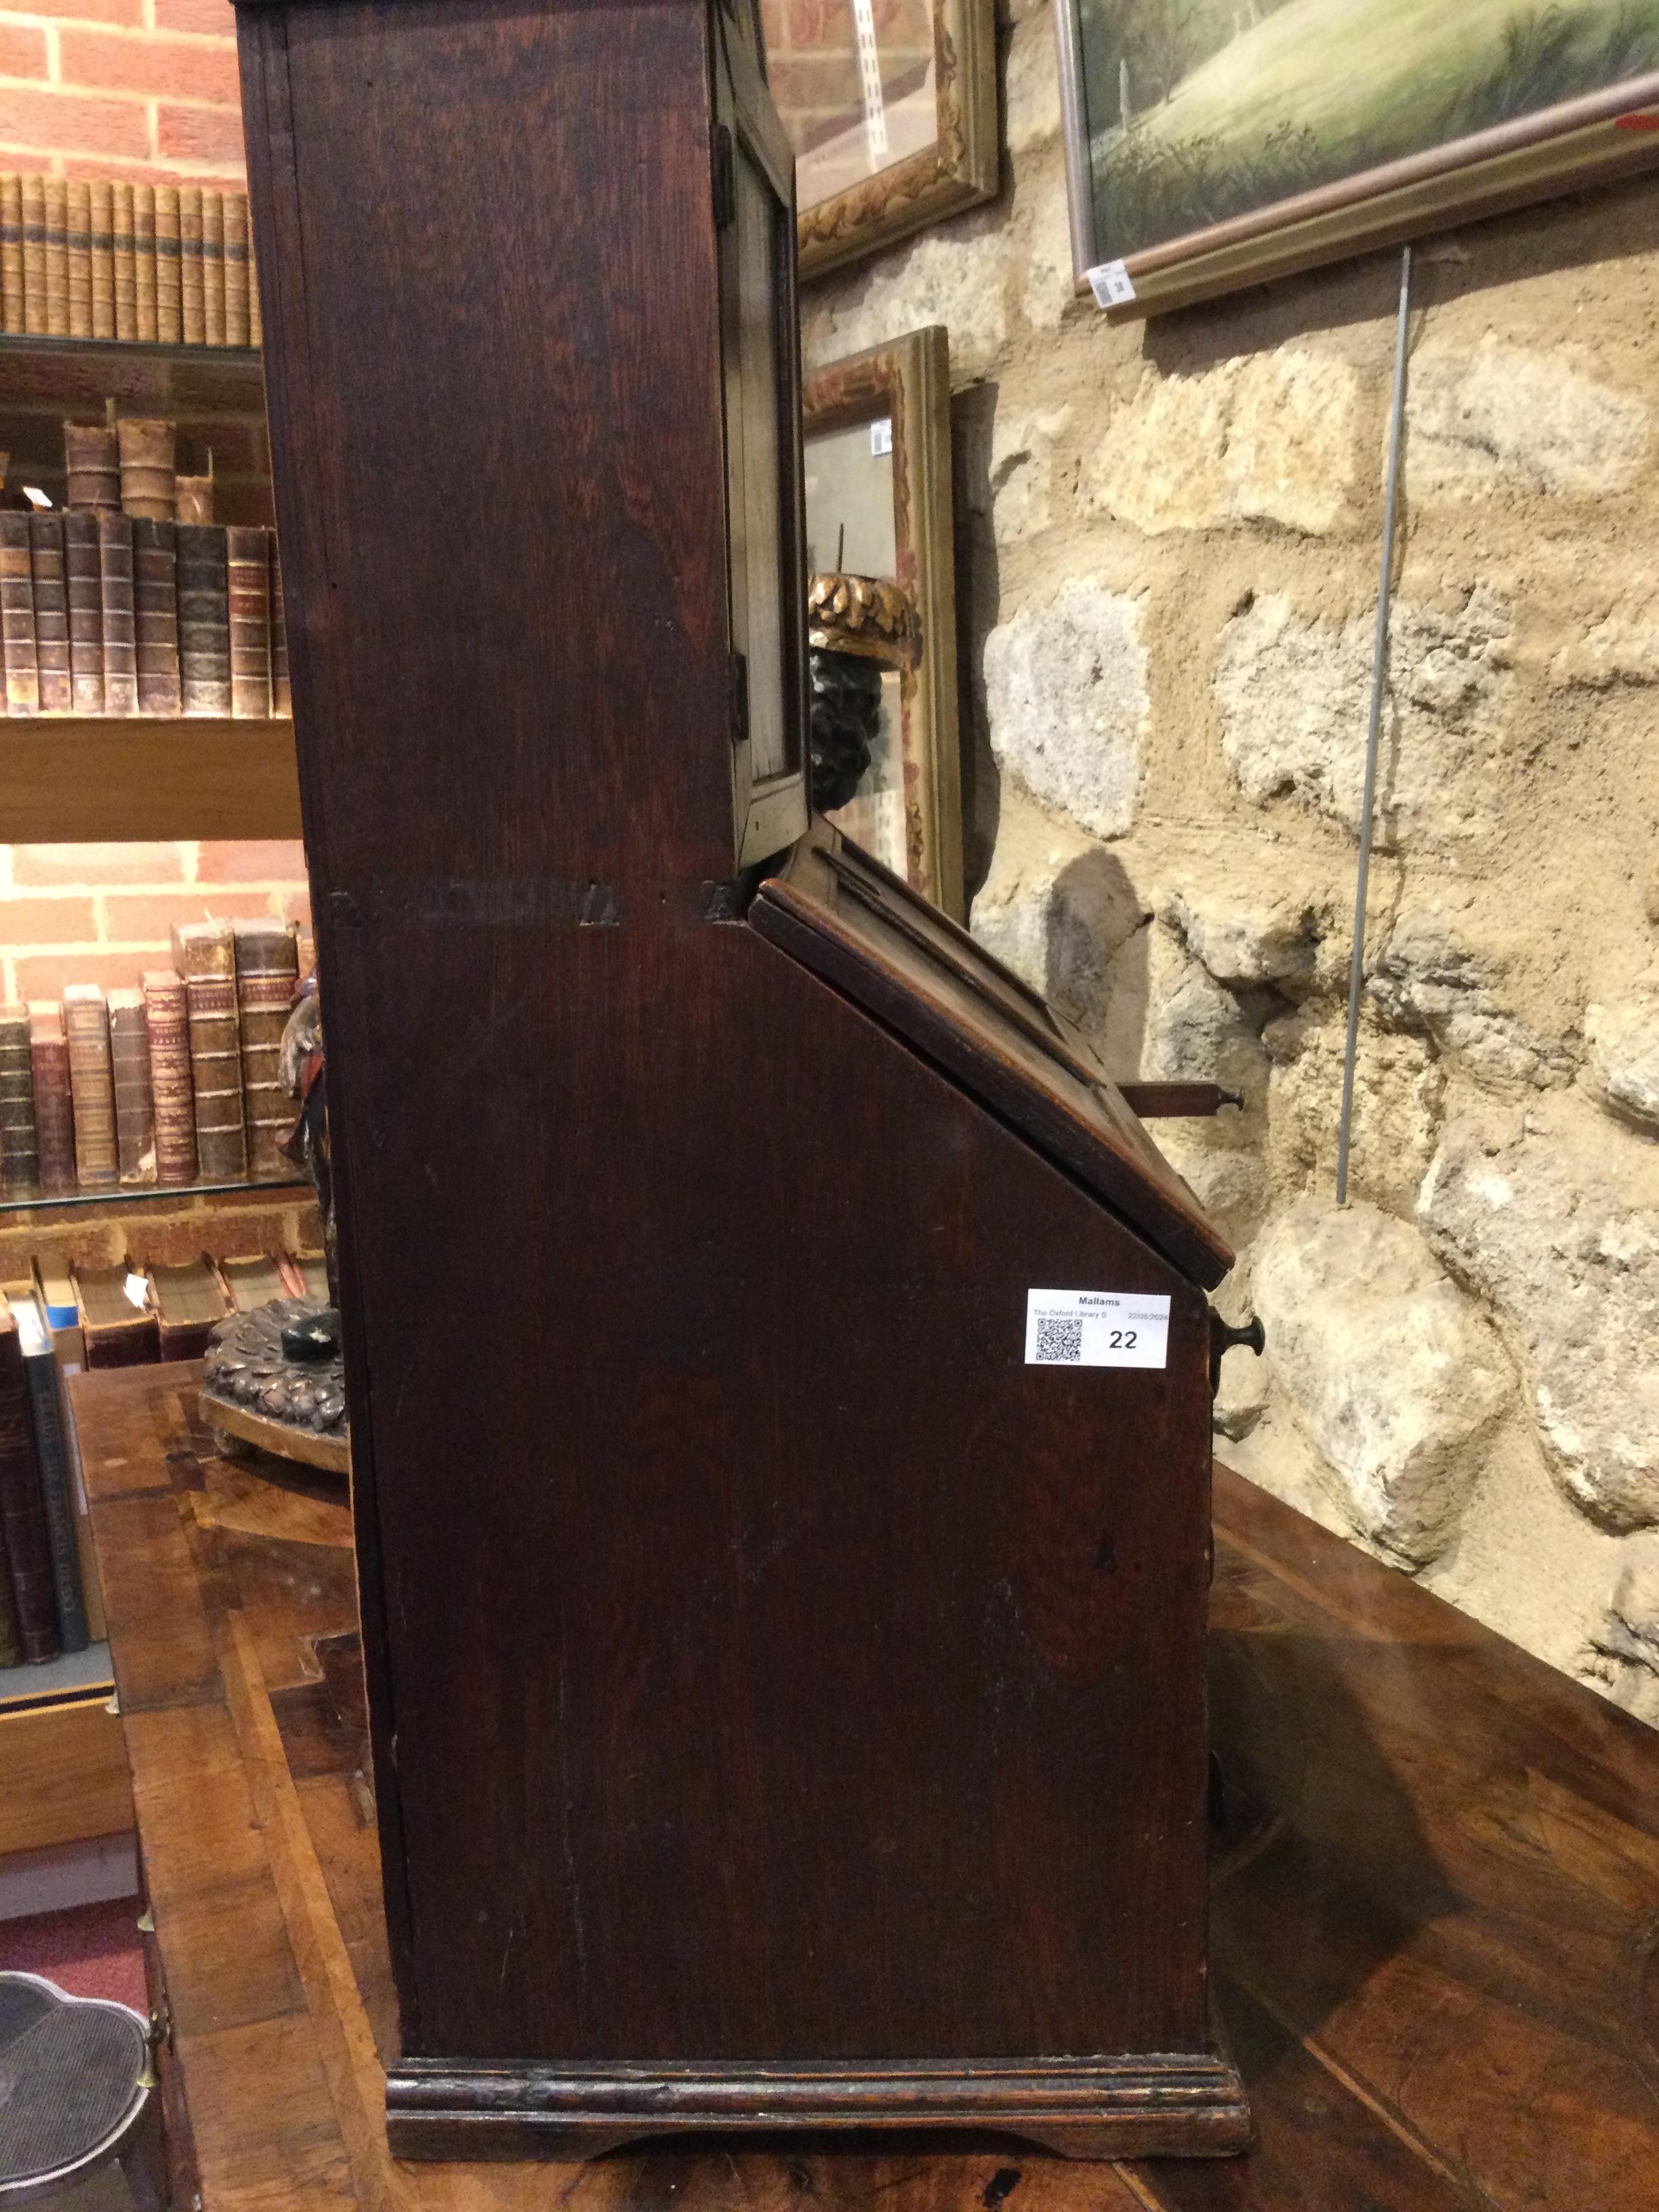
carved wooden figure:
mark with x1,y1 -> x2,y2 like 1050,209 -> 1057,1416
232,0 -> 1252,2161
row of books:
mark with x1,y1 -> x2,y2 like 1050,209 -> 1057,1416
0,920 -> 306,1201
0,512 -> 288,718
57,413 -> 228,524
0,175 -> 260,350
0,1245 -> 325,1668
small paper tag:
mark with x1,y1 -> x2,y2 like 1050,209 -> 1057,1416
1025,1288 -> 1170,1369
1086,259 -> 1137,310
123,1271 -> 148,1309
869,416 -> 893,457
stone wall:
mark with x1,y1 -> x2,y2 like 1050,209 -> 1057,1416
802,0 -> 1659,1723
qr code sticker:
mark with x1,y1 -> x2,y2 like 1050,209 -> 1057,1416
1034,1317 -> 1084,1364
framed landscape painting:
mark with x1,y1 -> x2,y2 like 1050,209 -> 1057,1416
1057,0 -> 1659,315
761,0 -> 998,279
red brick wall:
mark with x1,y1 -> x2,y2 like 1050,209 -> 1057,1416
0,0 -> 245,188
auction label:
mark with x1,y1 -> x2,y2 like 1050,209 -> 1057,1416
1025,1288 -> 1170,1370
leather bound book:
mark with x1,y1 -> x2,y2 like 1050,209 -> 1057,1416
226,526 -> 272,718
0,173 -> 22,333
0,1549 -> 20,1669
155,186 -> 182,344
29,510 -> 70,714
66,178 -> 91,339
62,982 -> 118,1190
219,1252 -> 291,1311
224,192 -> 249,348
43,177 -> 68,337
71,1261 -> 160,1370
233,919 -> 299,1175
108,987 -> 155,1187
89,177 -> 114,340
270,540 -> 291,714
133,184 -> 157,343
20,172 -> 45,336
0,1309 -> 58,1661
171,921 -> 245,1179
7,1293 -> 87,1654
146,1256 -> 231,1360
0,510 -> 39,714
63,508 -> 104,714
179,185 -> 204,344
97,510 -> 138,718
177,522 -> 232,716
133,516 -> 182,716
143,968 -> 197,1186
247,234 -> 262,348
64,419 -> 120,510
175,472 -> 213,525
111,182 -> 136,342
118,417 -> 176,521
203,190 -> 225,347
0,1004 -> 37,1197
28,1004 -> 75,1194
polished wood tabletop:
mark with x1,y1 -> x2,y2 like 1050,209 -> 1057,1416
75,1361 -> 1659,2211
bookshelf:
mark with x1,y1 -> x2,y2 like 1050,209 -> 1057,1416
0,316 -> 301,1879
4,716 -> 301,842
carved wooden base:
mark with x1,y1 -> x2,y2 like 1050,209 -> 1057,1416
386,2053 -> 1252,2162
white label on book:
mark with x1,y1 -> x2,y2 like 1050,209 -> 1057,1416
869,416 -> 893,457
123,1272 -> 148,1309
1087,259 -> 1136,310
1025,1288 -> 1170,1369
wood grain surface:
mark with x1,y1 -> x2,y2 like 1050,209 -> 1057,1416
77,1361 -> 1659,2209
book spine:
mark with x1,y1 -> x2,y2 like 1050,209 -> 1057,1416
98,509 -> 138,718
118,415 -> 175,521
30,509 -> 70,713
66,177 -> 91,340
29,1012 -> 75,1194
58,1382 -> 106,1644
20,172 -> 45,336
0,1328 -> 58,1662
202,188 -> 225,348
175,473 -> 213,525
177,522 -> 231,717
248,233 -> 262,348
144,972 -> 197,1187
270,541 -> 291,715
109,995 -> 155,1187
133,515 -> 181,717
0,1545 -> 20,1668
63,986 -> 117,1189
134,184 -> 157,344
0,1008 -> 37,1197
64,419 -> 120,510
223,191 -> 249,349
173,925 -> 245,1179
234,924 -> 299,1177
0,510 -> 38,714
155,185 -> 181,344
0,173 -> 22,335
226,526 -> 272,718
20,1342 -> 87,1652
179,184 -> 203,345
63,508 -> 104,714
112,182 -> 136,343
43,176 -> 68,337
89,177 -> 114,341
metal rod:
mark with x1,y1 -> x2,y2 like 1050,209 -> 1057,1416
1336,243 -> 1413,1206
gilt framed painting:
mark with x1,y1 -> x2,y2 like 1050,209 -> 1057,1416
1057,1 -> 1659,316
803,325 -> 964,917
761,0 -> 998,279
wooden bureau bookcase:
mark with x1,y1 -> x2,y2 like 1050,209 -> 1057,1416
232,0 -> 1251,2162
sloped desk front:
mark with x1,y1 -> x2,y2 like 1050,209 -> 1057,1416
77,1361 -> 1659,2211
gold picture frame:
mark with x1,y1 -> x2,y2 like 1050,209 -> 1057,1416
1057,2 -> 1659,318
762,0 -> 998,281
803,325 -> 963,918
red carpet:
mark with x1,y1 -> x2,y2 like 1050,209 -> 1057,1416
0,1896 -> 146,2014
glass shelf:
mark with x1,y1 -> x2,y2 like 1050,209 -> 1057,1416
0,1174 -> 306,1219
0,330 -> 260,369
0,1641 -> 113,1715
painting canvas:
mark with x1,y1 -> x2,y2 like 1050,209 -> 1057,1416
1057,0 -> 1659,313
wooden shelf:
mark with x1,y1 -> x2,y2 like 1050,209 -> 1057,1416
2,717 -> 301,842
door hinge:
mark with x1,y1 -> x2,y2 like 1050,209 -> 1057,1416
712,123 -> 736,230
729,650 -> 750,748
